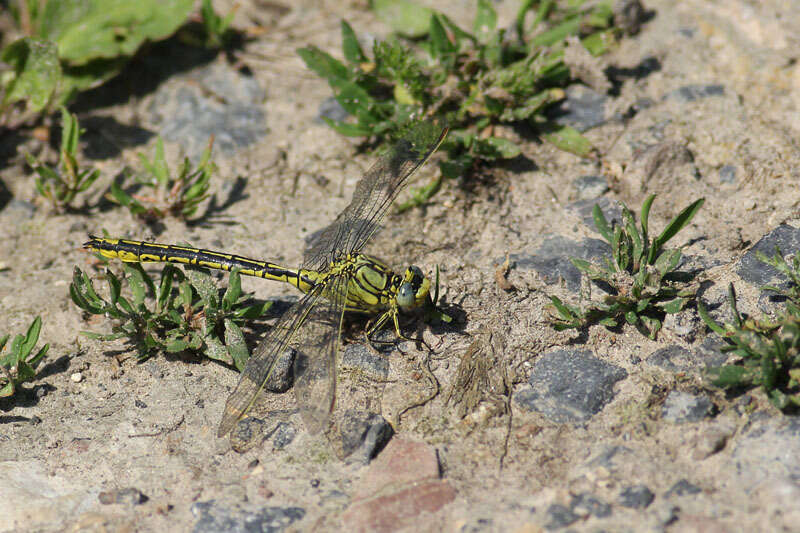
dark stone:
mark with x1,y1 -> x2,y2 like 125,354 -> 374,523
661,391 -> 713,423
668,84 -> 725,102
567,196 -> 624,231
757,290 -> 790,315
618,485 -> 655,508
134,399 -> 147,409
695,335 -> 728,368
229,417 -> 270,453
514,349 -> 628,423
572,175 -> 609,201
340,344 -> 390,379
587,445 -> 634,471
459,517 -> 494,532
662,309 -> 702,342
147,63 -> 267,159
544,504 -> 578,530
737,225 -> 800,286
613,0 -> 647,35
263,348 -> 295,393
511,236 -> 611,292
570,492 -> 612,518
647,345 -> 688,371
98,487 -> 148,505
719,165 -> 737,184
317,97 -> 349,123
191,501 -> 305,533
339,410 -> 394,464
547,85 -> 608,132
271,422 -> 296,450
6,199 -> 36,219
665,479 -> 702,498
731,418 -> 800,487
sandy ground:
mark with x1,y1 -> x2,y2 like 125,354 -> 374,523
1,0 -> 800,531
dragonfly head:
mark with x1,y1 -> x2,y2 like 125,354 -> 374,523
396,265 -> 431,311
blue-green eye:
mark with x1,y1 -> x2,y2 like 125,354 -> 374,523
397,282 -> 415,308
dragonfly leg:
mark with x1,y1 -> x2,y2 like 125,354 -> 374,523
392,308 -> 433,353
364,309 -> 396,349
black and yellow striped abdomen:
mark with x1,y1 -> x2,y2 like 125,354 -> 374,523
84,236 -> 318,293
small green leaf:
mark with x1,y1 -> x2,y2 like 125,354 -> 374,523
473,0 -> 497,43
59,107 -> 80,155
638,315 -> 661,339
185,267 -> 217,307
372,0 -> 434,38
341,20 -> 367,64
541,124 -> 594,157
592,204 -> 612,242
51,0 -> 194,65
653,248 -> 681,276
224,319 -> 249,371
116,295 -> 135,315
321,117 -> 374,137
598,317 -> 617,327
0,37 -> 61,112
0,382 -> 14,398
18,316 -> 43,359
708,365 -> 748,388
297,45 -> 349,83
223,269 -> 242,310
697,300 -> 725,335
123,263 -> 148,309
530,14 -> 580,48
581,30 -> 616,56
429,14 -> 456,59
165,338 -> 189,353
233,301 -> 273,320
651,198 -> 705,260
661,297 -> 686,314
107,269 -> 122,304
479,137 -> 521,159
107,181 -> 133,206
29,344 -> 49,368
202,334 -> 225,360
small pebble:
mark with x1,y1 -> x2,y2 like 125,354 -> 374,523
71,372 -> 83,383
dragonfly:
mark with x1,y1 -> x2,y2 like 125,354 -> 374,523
85,120 -> 449,441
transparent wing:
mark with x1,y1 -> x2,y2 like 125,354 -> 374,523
303,121 -> 448,271
217,284 -> 325,438
292,273 -> 347,434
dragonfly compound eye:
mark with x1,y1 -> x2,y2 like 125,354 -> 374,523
396,282 -> 416,308
397,265 -> 431,310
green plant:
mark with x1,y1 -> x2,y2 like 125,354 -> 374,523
106,137 -> 215,222
0,316 -> 49,397
550,194 -> 705,339
198,0 -> 238,48
70,262 -> 270,369
1,0 -> 194,121
298,0 -> 623,207
698,248 -> 800,410
25,107 -> 100,211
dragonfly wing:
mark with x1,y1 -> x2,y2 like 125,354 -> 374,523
292,273 -> 347,434
303,121 -> 448,270
217,285 -> 324,438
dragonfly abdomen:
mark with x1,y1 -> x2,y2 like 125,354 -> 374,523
85,236 -> 315,292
